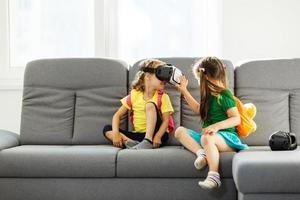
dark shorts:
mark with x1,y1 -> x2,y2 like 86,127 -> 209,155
102,102 -> 169,146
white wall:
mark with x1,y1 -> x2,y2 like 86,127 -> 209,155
0,90 -> 22,133
222,0 -> 300,65
1,0 -> 300,134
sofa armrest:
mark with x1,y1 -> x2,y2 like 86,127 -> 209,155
233,149 -> 300,194
0,129 -> 20,151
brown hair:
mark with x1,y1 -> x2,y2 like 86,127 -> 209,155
131,59 -> 165,92
193,57 -> 229,122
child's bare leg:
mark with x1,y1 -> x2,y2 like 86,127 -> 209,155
199,134 -> 234,189
132,102 -> 156,149
144,102 -> 157,141
175,126 -> 202,153
201,134 -> 220,172
202,134 -> 235,171
175,127 -> 207,170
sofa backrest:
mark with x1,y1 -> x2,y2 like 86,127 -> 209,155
23,57 -> 299,147
235,59 -> 300,146
20,58 -> 128,145
130,58 -> 234,145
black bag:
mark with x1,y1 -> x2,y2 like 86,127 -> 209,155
269,131 -> 297,151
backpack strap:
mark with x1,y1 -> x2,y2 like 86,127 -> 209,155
157,89 -> 175,133
126,94 -> 132,108
157,89 -> 164,110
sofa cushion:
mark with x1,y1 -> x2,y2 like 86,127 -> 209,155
21,58 -> 128,145
21,87 -> 75,145
236,89 -> 289,145
233,147 -> 300,193
0,145 -> 119,178
0,178 -> 237,200
290,89 -> 300,142
73,87 -> 127,145
235,59 -> 300,146
116,146 -> 235,178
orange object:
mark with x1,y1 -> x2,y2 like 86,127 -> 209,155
234,96 -> 257,137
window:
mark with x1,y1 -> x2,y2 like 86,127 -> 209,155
0,0 -> 220,88
9,0 -> 94,67
117,0 -> 206,63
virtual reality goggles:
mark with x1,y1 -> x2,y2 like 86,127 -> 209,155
269,131 -> 297,151
140,64 -> 183,85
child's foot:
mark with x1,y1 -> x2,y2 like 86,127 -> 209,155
194,149 -> 207,170
132,138 -> 153,150
198,171 -> 221,190
194,156 -> 207,170
124,140 -> 140,149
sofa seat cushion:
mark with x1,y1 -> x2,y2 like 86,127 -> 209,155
0,145 -> 119,178
117,146 -> 235,178
233,147 -> 300,193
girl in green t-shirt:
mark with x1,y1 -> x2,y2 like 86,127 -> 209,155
175,57 -> 248,190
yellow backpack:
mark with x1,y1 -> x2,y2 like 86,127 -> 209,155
233,96 -> 257,137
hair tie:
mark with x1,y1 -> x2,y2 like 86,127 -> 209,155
198,68 -> 205,73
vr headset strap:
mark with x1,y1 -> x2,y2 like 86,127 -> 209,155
140,67 -> 156,73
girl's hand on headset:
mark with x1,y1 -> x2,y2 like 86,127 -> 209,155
175,75 -> 188,93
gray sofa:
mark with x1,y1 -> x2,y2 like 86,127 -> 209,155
0,58 -> 299,200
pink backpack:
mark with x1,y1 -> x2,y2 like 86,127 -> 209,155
126,90 -> 174,133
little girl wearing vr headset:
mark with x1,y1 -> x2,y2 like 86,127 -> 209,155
175,57 -> 248,189
103,59 -> 174,149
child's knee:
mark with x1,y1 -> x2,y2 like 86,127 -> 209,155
201,134 -> 214,146
175,126 -> 186,139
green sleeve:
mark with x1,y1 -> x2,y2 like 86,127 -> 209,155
220,89 -> 236,111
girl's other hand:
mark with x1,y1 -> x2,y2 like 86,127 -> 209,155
153,135 -> 161,148
202,125 -> 219,135
175,75 -> 188,93
112,132 -> 123,148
